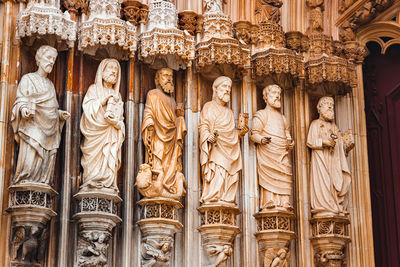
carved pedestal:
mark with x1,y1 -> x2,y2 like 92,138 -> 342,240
254,210 -> 295,267
74,190 -> 122,267
137,198 -> 183,267
311,216 -> 350,267
7,183 -> 58,267
198,204 -> 241,267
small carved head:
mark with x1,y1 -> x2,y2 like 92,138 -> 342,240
277,248 -> 287,259
212,76 -> 232,104
155,68 -> 174,94
317,96 -> 335,121
263,84 -> 282,109
102,60 -> 120,86
35,45 -> 57,74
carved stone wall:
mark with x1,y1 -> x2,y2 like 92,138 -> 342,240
0,0 -> 395,266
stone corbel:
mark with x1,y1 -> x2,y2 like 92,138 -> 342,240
137,198 -> 183,267
198,204 -> 241,267
311,216 -> 351,267
254,210 -> 295,267
7,183 -> 58,266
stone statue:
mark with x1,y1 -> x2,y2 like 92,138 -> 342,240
204,0 -> 225,14
255,0 -> 283,24
307,96 -> 355,217
10,225 -> 48,263
80,58 -> 125,193
199,76 -> 248,205
77,231 -> 110,267
264,248 -> 290,267
11,45 -> 70,186
141,237 -> 172,267
136,68 -> 187,200
206,244 -> 233,267
250,85 -> 294,211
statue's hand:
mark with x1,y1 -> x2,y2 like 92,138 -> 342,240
239,125 -> 249,137
207,133 -> 217,143
59,110 -> 70,121
261,136 -> 271,145
21,107 -> 34,119
101,94 -> 114,106
104,113 -> 120,128
322,138 -> 335,148
286,139 -> 295,150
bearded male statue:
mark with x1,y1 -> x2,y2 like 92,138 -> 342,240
250,85 -> 294,211
11,45 -> 70,185
80,59 -> 125,192
307,96 -> 354,217
136,68 -> 187,200
199,76 -> 248,205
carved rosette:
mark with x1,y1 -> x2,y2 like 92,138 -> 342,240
78,0 -> 137,57
198,204 -> 241,267
137,197 -> 183,267
196,12 -> 250,71
16,2 -> 76,47
311,216 -> 351,267
7,183 -> 57,266
74,190 -> 122,266
254,210 -> 295,267
139,0 -> 195,67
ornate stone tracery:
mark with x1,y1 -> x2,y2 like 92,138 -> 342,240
78,0 -> 137,58
139,0 -> 195,69
16,0 -> 76,47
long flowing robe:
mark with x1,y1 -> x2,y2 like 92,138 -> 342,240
11,72 -> 64,185
80,59 -> 125,191
199,100 -> 242,204
142,88 -> 187,195
250,106 -> 292,209
307,119 -> 351,216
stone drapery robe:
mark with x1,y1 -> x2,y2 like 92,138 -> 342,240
307,119 -> 351,216
199,100 -> 242,204
80,59 -> 125,192
142,89 -> 187,196
11,72 -> 64,185
250,106 -> 292,209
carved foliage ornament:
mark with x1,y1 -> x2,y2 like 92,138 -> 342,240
16,1 -> 76,47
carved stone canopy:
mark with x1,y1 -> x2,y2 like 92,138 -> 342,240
16,0 -> 77,48
139,0 -> 195,69
196,6 -> 250,72
78,0 -> 137,58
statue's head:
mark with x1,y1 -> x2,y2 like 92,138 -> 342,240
35,45 -> 57,75
277,248 -> 287,259
263,84 -> 282,109
317,96 -> 335,121
212,76 -> 232,104
161,241 -> 171,253
102,60 -> 119,86
155,68 -> 174,94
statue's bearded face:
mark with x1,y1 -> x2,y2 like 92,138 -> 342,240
38,50 -> 57,74
159,69 -> 174,94
266,86 -> 281,108
319,100 -> 335,121
216,80 -> 231,103
103,62 -> 119,85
